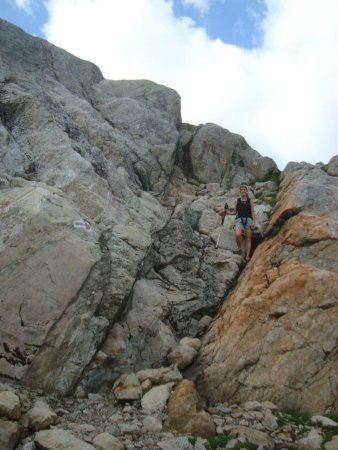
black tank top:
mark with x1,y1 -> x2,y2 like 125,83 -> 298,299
236,198 -> 252,219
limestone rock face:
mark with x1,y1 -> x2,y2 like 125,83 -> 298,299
0,184 -> 101,387
177,122 -> 278,187
0,19 -> 258,394
194,163 -> 338,413
2,18 -> 336,417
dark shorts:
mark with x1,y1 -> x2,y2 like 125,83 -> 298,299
235,217 -> 253,231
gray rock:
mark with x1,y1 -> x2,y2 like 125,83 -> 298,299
297,428 -> 323,450
324,435 -> 338,450
34,429 -> 95,450
0,391 -> 21,420
142,415 -> 163,433
112,373 -> 142,401
311,415 -> 338,428
26,399 -> 57,431
177,122 -> 278,188
92,432 -> 124,450
167,345 -> 198,369
229,426 -> 274,449
0,417 -> 23,450
141,384 -> 171,414
326,154 -> 338,176
158,436 -> 194,450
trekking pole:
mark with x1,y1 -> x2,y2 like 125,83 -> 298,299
215,202 -> 228,249
215,229 -> 221,249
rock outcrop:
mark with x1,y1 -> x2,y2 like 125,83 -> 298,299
0,17 -> 337,445
0,18 -> 277,397
194,163 -> 338,414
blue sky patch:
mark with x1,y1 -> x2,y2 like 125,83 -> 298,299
173,0 -> 267,48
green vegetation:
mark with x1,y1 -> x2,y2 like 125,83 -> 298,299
255,190 -> 278,208
325,413 -> 338,423
277,409 -> 311,427
254,171 -> 281,209
195,177 -> 208,186
205,434 -> 230,449
319,414 -> 338,449
205,434 -> 258,450
321,431 -> 335,449
188,436 -> 197,445
255,170 -> 281,186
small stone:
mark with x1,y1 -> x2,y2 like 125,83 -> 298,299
143,415 -> 163,433
141,384 -> 171,414
243,401 -> 263,412
0,391 -> 21,420
35,429 -> 95,450
93,432 -> 124,450
26,399 -> 57,431
88,393 -> 103,402
167,345 -> 197,369
324,435 -> 338,450
297,428 -> 323,450
141,379 -> 153,394
261,401 -> 279,411
0,418 -> 23,450
262,409 -> 278,431
311,415 -> 338,428
113,373 -> 142,401
119,423 -> 140,434
179,337 -> 201,351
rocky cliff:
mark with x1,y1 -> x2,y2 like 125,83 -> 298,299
194,163 -> 338,414
0,17 -> 337,429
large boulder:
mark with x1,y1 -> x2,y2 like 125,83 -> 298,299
164,379 -> 215,438
177,122 -> 278,188
0,183 -> 101,386
194,163 -> 338,413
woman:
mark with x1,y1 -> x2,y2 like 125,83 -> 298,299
232,185 -> 256,261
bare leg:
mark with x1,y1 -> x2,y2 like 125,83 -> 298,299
235,229 -> 243,253
245,229 -> 252,259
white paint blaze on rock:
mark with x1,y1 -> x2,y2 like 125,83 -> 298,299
0,186 -> 100,382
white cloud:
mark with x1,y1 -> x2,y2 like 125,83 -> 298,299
14,0 -> 33,13
182,0 -> 212,15
43,0 -> 338,169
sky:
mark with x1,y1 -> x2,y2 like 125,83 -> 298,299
1,0 -> 338,170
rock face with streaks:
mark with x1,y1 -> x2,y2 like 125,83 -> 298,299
0,18 -> 276,396
0,18 -> 337,419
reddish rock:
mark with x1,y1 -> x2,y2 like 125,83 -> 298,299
165,379 -> 215,438
195,165 -> 338,414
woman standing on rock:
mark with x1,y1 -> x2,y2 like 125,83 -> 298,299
230,185 -> 256,261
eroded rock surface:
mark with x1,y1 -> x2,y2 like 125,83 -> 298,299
0,18 -> 274,396
194,163 -> 338,413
